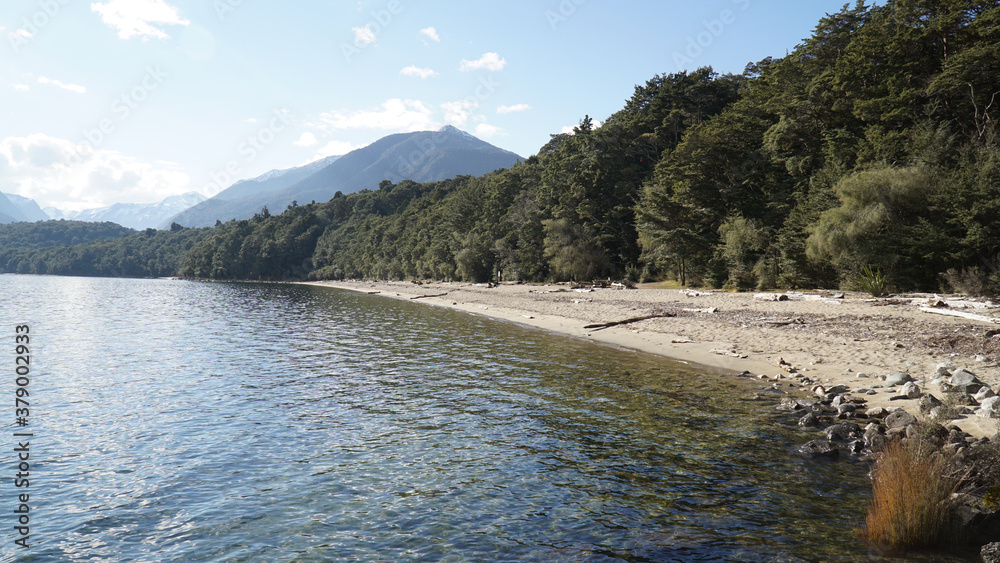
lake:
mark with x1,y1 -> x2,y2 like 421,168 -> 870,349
0,275 -> 976,561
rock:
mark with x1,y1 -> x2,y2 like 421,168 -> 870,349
900,381 -> 922,399
950,368 -> 983,393
825,422 -> 861,441
885,373 -> 913,386
836,403 -> 857,417
982,542 -> 1000,563
918,393 -> 943,414
866,407 -> 889,418
976,386 -> 997,402
797,439 -> 839,459
936,362 -> 956,376
798,412 -> 820,427
847,439 -> 865,455
975,354 -> 990,363
977,396 -> 1000,418
885,410 -> 917,430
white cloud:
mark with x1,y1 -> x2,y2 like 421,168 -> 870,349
294,132 -> 318,148
38,76 -> 86,94
13,84 -> 30,92
440,100 -> 480,127
459,52 -> 506,72
352,25 -> 377,45
315,140 -> 361,158
475,123 -> 503,138
497,104 -> 531,114
315,99 -> 436,132
400,65 -> 438,79
91,0 -> 190,40
419,27 -> 440,42
13,29 -> 33,39
0,134 -> 190,211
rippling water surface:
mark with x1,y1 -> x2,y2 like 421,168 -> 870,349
0,276 -> 978,562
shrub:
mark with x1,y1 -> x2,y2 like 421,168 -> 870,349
942,267 -> 996,297
860,437 -> 962,553
857,265 -> 888,297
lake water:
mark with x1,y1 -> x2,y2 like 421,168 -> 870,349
0,275 -> 978,562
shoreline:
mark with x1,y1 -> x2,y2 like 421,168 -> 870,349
299,279 -> 1000,440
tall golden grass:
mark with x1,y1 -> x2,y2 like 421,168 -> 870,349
860,437 -> 961,553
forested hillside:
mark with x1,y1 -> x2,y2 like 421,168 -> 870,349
2,1 -> 999,292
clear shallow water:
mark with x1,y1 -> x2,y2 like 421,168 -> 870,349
0,275 -> 977,562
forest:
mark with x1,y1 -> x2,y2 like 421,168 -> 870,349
2,0 -> 999,293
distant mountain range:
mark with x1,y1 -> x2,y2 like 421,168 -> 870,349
1,126 -> 522,231
166,125 -> 523,228
42,193 -> 209,230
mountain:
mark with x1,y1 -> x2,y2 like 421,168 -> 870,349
0,193 -> 26,224
1,193 -> 50,222
48,193 -> 208,230
168,126 -> 523,228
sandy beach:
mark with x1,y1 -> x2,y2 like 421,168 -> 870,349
301,280 -> 1000,439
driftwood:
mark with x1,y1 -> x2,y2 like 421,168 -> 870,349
410,292 -> 449,300
584,313 -> 675,331
919,307 -> 1000,324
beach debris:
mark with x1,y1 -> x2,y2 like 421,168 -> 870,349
670,339 -> 693,344
682,290 -> 712,297
919,306 -> 1000,324
683,307 -> 718,314
583,313 -> 675,331
711,349 -> 748,359
760,317 -> 805,326
521,314 -> 535,319
777,357 -> 796,372
410,292 -> 449,300
754,293 -> 789,301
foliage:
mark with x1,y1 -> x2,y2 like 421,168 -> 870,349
857,265 -> 889,297
860,436 -> 963,553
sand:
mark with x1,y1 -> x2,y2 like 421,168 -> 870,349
300,280 -> 1000,439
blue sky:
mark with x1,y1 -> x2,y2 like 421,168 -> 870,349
1,0 -> 865,212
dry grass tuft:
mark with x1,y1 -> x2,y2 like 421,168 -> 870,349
860,437 -> 962,554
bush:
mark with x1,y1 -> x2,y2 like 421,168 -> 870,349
860,437 -> 963,553
942,267 -> 997,297
857,265 -> 888,297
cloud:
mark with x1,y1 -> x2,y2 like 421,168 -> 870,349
440,100 -> 480,127
0,134 -> 190,211
497,104 -> 531,114
475,123 -> 503,138
38,77 -> 86,94
314,99 -> 436,132
13,29 -> 33,39
294,132 -> 318,148
419,27 -> 440,42
13,84 -> 30,92
400,65 -> 438,79
315,140 -> 361,158
459,52 -> 506,72
90,0 -> 190,40
352,25 -> 377,45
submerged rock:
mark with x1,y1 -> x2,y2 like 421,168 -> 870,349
797,439 -> 839,459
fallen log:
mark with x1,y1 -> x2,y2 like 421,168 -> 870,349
919,307 -> 1000,324
584,313 -> 675,331
410,292 -> 449,300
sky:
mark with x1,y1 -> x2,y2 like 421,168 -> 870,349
1,0 -> 868,212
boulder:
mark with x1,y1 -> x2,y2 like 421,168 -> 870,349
825,422 -> 862,442
950,368 -> 983,393
885,410 -> 918,430
798,412 -> 820,427
900,381 -> 922,399
885,373 -> 913,386
866,406 -> 889,418
977,396 -> 1000,419
797,439 -> 839,459
918,393 -> 943,414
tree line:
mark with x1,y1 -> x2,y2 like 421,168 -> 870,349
2,0 -> 1000,293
